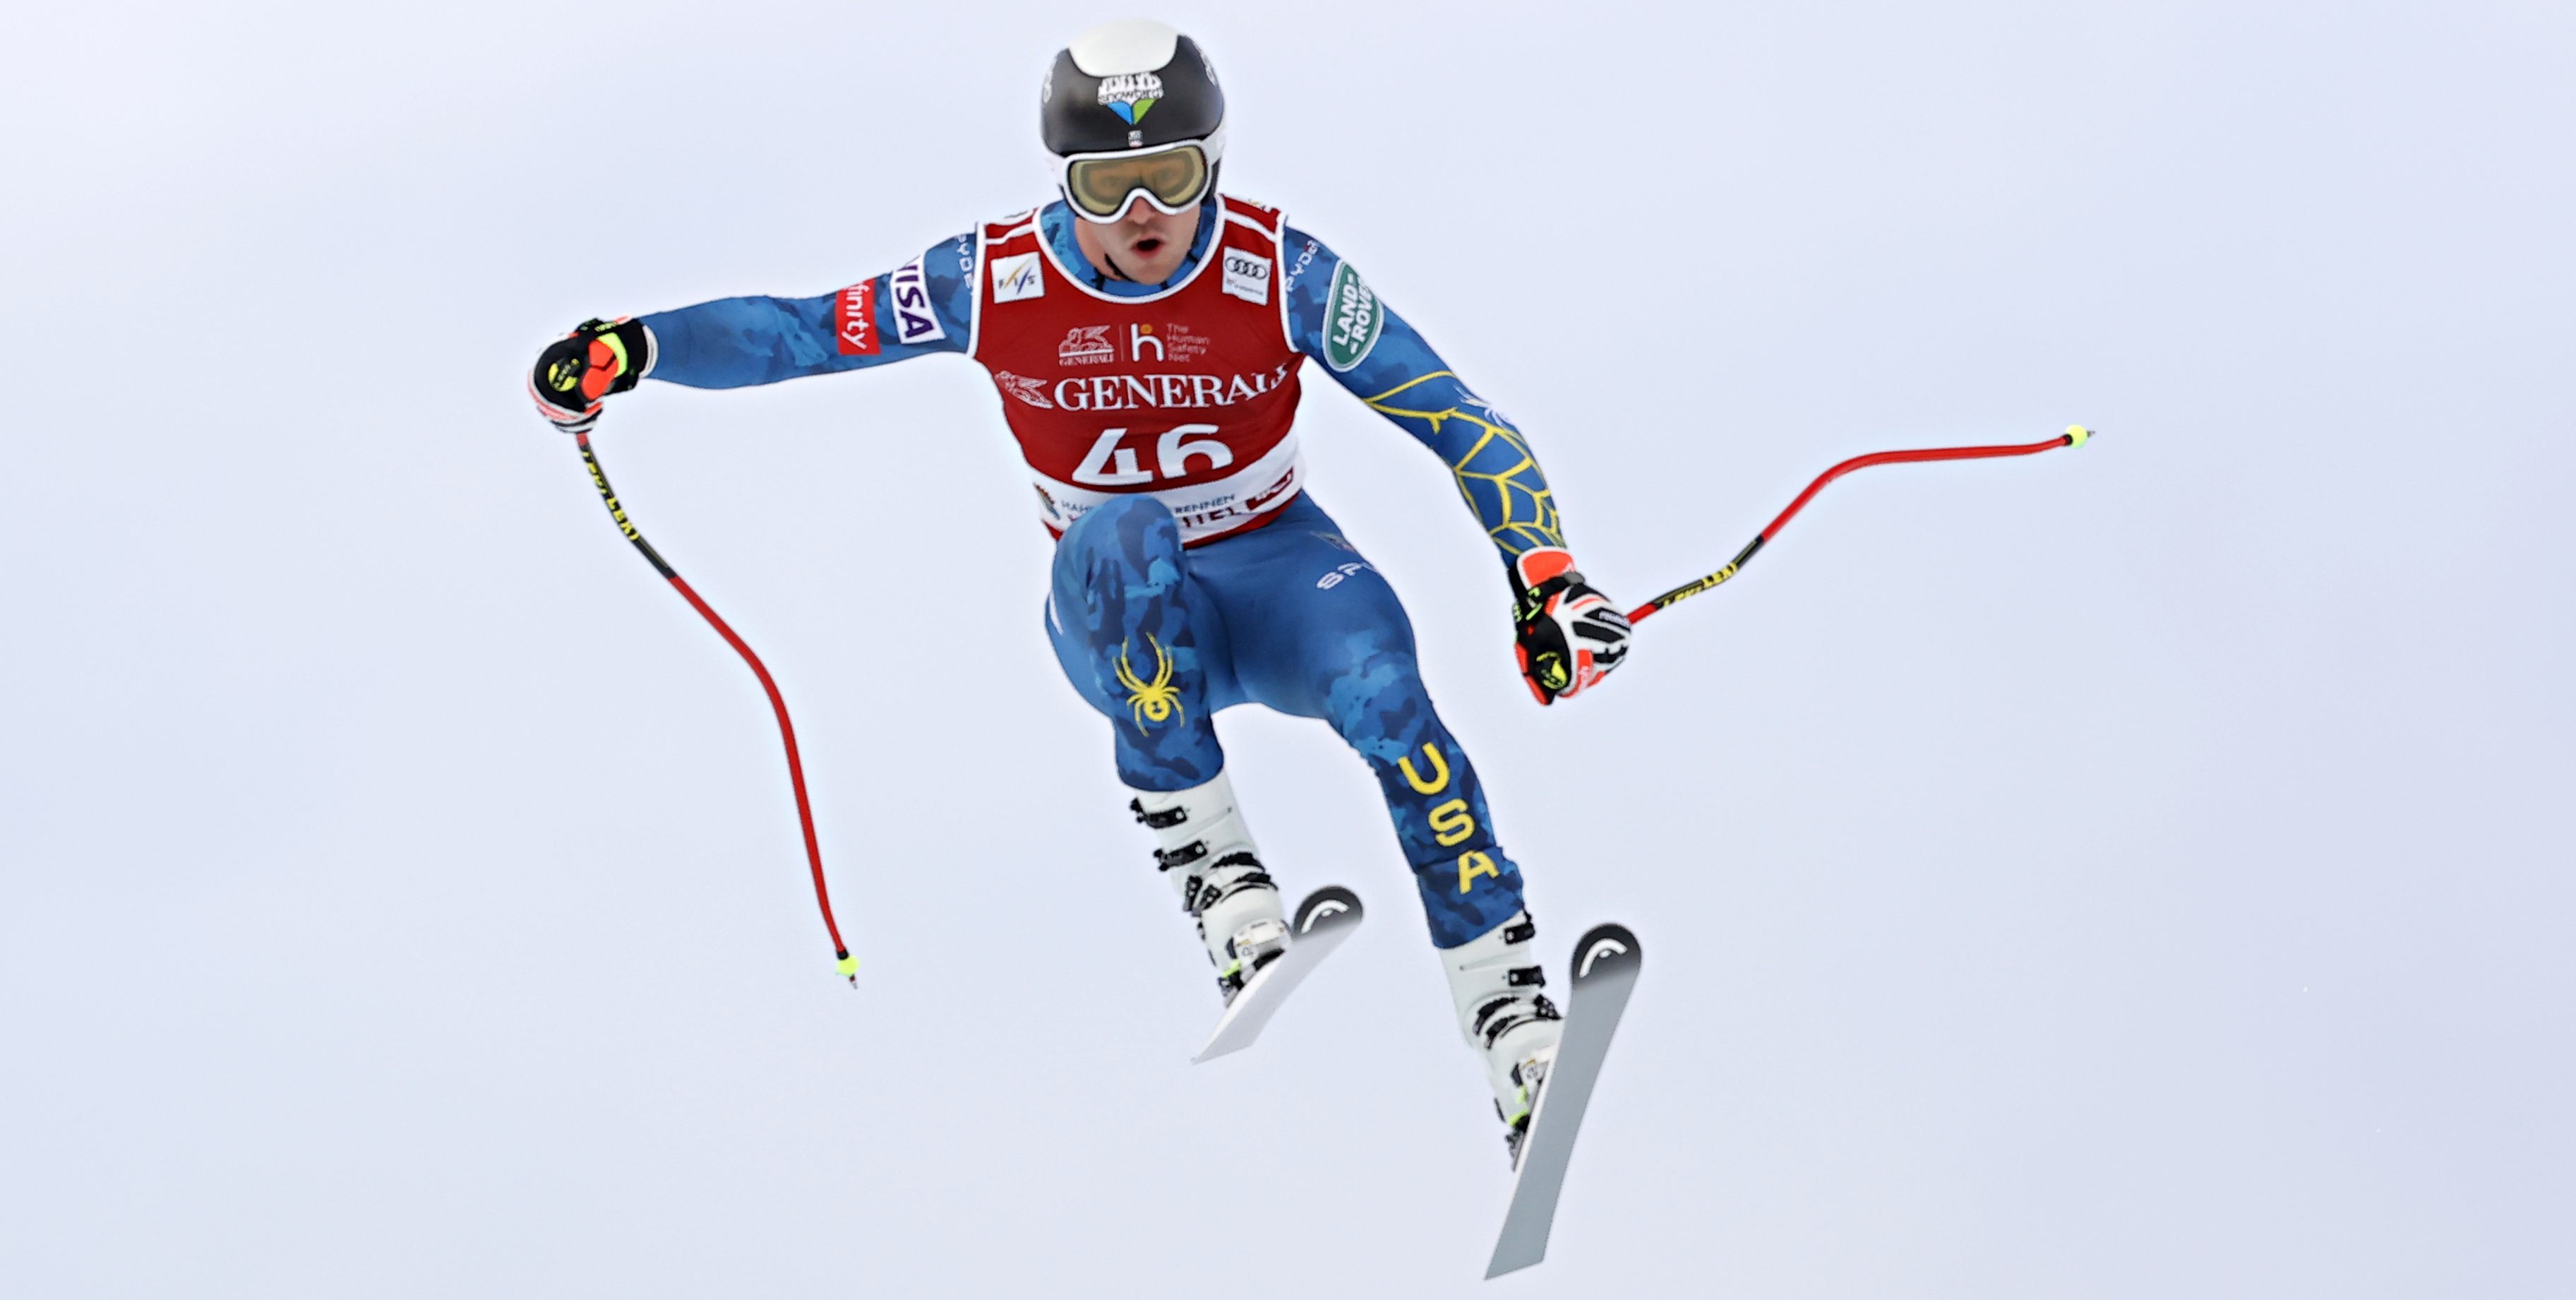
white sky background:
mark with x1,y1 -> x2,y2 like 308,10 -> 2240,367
2,0 -> 2570,1294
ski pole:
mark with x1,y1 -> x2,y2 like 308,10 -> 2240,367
1627,425 -> 2092,624
573,431 -> 858,985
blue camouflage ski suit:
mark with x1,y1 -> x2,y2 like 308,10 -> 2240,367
638,199 -> 1561,948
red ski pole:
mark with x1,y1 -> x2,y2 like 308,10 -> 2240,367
1628,425 -> 2092,624
573,431 -> 857,985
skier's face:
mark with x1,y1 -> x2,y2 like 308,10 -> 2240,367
1074,199 -> 1201,285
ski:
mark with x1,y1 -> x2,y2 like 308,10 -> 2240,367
1485,922 -> 1643,1280
1193,886 -> 1365,1063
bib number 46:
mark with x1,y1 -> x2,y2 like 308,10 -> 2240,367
1072,424 -> 1234,486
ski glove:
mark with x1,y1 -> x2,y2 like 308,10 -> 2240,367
528,317 -> 654,434
1510,547 -> 1632,705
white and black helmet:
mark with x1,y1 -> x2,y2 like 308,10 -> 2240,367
1041,19 -> 1226,223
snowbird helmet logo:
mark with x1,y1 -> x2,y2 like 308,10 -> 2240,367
1116,633 -> 1185,727
1096,72 -> 1163,124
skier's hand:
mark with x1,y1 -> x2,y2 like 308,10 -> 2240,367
1510,547 -> 1631,705
528,317 -> 654,434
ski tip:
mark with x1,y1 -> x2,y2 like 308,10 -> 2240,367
2064,424 -> 2093,448
1295,885 -> 1364,936
1571,923 -> 1641,984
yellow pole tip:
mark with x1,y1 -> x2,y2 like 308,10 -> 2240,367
834,955 -> 860,978
2064,424 -> 2093,448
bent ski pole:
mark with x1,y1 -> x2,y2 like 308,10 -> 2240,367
573,431 -> 858,985
1628,425 -> 2092,624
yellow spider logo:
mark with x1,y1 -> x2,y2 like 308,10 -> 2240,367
1115,633 -> 1186,727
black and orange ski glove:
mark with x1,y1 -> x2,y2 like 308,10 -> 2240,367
1510,547 -> 1633,705
529,317 -> 655,434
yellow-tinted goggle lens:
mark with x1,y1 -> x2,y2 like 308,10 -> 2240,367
1067,146 -> 1210,217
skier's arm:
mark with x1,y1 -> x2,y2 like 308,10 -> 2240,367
642,233 -> 976,388
1283,228 -> 1631,705
1284,232 -> 1561,562
530,234 -> 978,426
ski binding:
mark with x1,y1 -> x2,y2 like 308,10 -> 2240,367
1193,886 -> 1364,1063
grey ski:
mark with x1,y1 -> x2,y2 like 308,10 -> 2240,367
1485,922 -> 1643,1280
1193,886 -> 1365,1063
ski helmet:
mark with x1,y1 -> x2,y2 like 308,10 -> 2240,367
1041,18 -> 1226,223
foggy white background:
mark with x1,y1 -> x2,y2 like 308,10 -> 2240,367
4,1 -> 2570,1295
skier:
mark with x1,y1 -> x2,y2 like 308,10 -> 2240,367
529,18 -> 1635,1161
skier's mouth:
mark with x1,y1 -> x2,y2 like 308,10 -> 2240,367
1131,237 -> 1166,256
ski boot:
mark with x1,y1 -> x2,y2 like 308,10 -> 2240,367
1444,910 -> 1564,1167
1131,770 -> 1290,1003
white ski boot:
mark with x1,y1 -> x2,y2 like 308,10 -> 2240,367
1130,771 -> 1290,1003
1444,910 -> 1564,1165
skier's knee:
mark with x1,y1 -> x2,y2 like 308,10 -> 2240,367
1322,650 -> 1434,757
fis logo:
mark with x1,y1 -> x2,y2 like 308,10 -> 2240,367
991,252 -> 1045,304
1096,72 -> 1163,124
1115,633 -> 1185,727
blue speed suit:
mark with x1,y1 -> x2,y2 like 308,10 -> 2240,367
640,201 -> 1566,949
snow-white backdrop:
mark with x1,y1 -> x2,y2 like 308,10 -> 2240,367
3,1 -> 2570,1295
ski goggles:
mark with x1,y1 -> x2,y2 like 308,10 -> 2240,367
1058,140 -> 1219,222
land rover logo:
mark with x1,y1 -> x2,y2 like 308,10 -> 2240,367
1323,261 -> 1382,372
